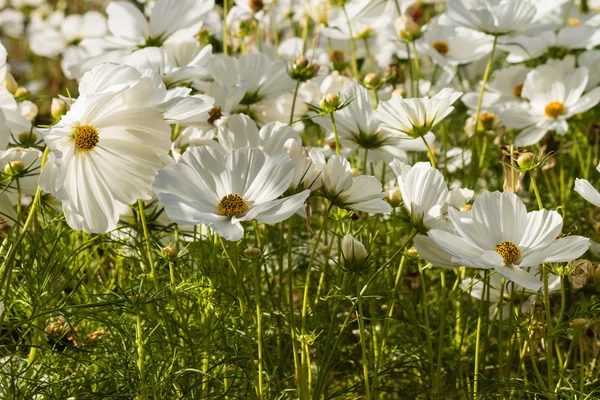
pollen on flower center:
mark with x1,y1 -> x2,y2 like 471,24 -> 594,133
217,194 -> 248,217
432,40 -> 450,56
494,241 -> 521,264
74,125 -> 99,151
544,101 -> 566,118
568,18 -> 581,26
513,84 -> 523,98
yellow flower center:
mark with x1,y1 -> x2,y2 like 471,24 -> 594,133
249,0 -> 264,12
494,241 -> 521,264
74,125 -> 99,151
217,194 -> 248,217
544,101 -> 566,119
568,18 -> 581,26
513,84 -> 524,98
432,40 -> 450,56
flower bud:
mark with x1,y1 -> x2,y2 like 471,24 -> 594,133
320,93 -> 340,112
395,16 -> 421,41
14,87 -> 29,99
51,98 -> 68,121
517,152 -> 535,170
386,187 -> 402,207
363,73 -> 381,89
18,131 -> 38,147
407,247 -> 418,257
4,160 -> 25,175
3,73 -> 18,94
341,234 -> 368,271
19,100 -> 38,121
351,167 -> 360,177
244,247 -> 262,259
570,318 -> 588,329
161,245 -> 178,259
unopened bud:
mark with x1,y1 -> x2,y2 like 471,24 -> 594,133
320,93 -> 340,112
18,131 -> 38,147
517,152 -> 535,170
396,16 -> 421,41
341,234 -> 368,271
570,318 -> 588,329
51,98 -> 68,121
244,247 -> 262,259
14,87 -> 29,99
351,167 -> 360,177
4,160 -> 25,175
161,245 -> 178,259
407,247 -> 418,256
19,100 -> 38,121
363,73 -> 381,88
386,187 -> 402,207
3,73 -> 18,94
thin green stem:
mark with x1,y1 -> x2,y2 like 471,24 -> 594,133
342,5 -> 359,80
223,0 -> 229,55
355,275 -> 372,399
529,172 -> 544,210
252,259 -> 265,400
138,199 -> 158,291
473,271 -> 488,399
543,266 -> 555,390
136,309 -> 145,400
421,135 -> 436,169
289,80 -> 301,126
300,203 -> 333,398
418,262 -> 435,391
411,40 -> 421,96
434,271 -> 447,393
330,112 -> 341,156
287,220 -> 301,395
472,36 -> 498,173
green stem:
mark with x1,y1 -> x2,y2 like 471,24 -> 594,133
529,172 -> 544,210
138,199 -> 159,291
498,278 -> 506,385
355,275 -> 372,399
543,266 -> 555,391
289,80 -> 301,126
342,5 -> 359,80
411,40 -> 421,96
252,259 -> 265,400
330,112 -> 341,156
287,220 -> 301,394
421,135 -> 436,169
418,262 -> 435,391
300,204 -> 333,397
136,309 -> 145,400
223,0 -> 229,55
473,271 -> 488,399
472,36 -> 498,174
434,271 -> 447,393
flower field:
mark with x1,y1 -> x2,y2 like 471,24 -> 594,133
0,0 -> 598,398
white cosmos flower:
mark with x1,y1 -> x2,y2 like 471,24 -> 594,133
575,164 -> 600,207
427,191 -> 590,290
314,84 -> 408,164
322,156 -> 391,214
420,17 -> 494,67
462,64 -> 530,112
76,63 -> 214,128
443,0 -> 538,36
0,147 -> 43,224
211,53 -> 295,109
152,146 -> 311,241
500,58 -> 600,147
40,79 -> 172,234
125,43 -> 213,92
374,88 -> 462,139
579,50 -> 600,91
284,139 -> 325,192
390,160 -> 474,229
28,11 -> 107,58
69,0 -> 214,78
500,25 -> 600,63
211,114 -> 300,155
